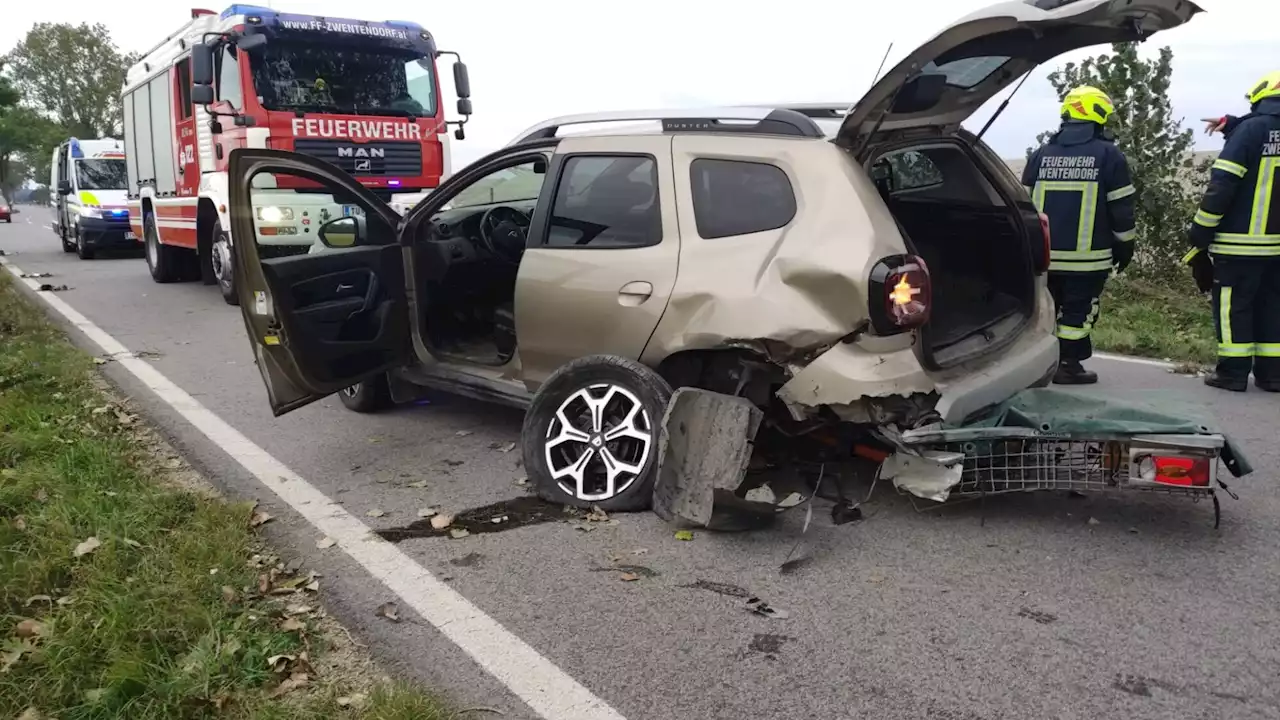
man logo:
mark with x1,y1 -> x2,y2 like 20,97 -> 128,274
336,146 -> 386,159
355,159 -> 371,171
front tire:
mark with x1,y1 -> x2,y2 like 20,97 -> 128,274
210,220 -> 239,306
75,227 -> 95,260
523,355 -> 672,512
338,373 -> 393,413
60,225 -> 75,253
144,211 -> 185,283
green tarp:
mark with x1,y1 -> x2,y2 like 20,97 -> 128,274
953,388 -> 1253,477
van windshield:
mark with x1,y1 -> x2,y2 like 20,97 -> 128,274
250,41 -> 437,118
76,159 -> 128,190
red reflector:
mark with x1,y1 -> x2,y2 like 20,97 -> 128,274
1152,455 -> 1210,487
885,257 -> 931,329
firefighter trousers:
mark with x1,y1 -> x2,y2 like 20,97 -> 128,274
1047,271 -> 1109,363
1211,256 -> 1280,382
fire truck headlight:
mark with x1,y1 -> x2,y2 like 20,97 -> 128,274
256,206 -> 293,223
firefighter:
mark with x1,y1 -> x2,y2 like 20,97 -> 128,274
1022,86 -> 1137,385
1184,71 -> 1280,392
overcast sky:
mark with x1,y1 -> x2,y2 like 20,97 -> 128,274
3,0 -> 1272,169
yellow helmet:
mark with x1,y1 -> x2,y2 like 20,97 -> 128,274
1246,71 -> 1280,105
1060,85 -> 1115,125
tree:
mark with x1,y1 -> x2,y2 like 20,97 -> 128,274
0,105 -> 62,200
1027,43 -> 1205,279
4,23 -> 138,139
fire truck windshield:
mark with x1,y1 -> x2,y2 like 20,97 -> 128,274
75,159 -> 128,190
251,41 -> 437,118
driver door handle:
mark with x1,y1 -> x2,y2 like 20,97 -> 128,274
618,281 -> 653,305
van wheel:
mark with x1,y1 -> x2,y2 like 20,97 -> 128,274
75,228 -> 95,260
338,374 -> 393,413
60,226 -> 75,253
211,221 -> 239,306
144,212 -> 184,283
523,355 -> 672,512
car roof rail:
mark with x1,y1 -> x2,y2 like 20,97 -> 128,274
506,107 -> 827,146
757,102 -> 855,119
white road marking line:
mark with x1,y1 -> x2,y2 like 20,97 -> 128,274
0,256 -> 627,720
1094,352 -> 1177,369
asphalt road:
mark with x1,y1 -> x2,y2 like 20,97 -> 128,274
4,214 -> 1279,720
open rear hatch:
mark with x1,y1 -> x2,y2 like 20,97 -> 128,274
833,0 -> 1202,152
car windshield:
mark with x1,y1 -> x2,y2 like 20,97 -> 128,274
251,41 -> 437,117
75,159 -> 128,190
443,164 -> 545,211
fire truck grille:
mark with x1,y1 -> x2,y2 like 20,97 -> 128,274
292,140 -> 422,177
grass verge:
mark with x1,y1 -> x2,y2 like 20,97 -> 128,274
0,273 -> 453,718
1092,274 -> 1216,366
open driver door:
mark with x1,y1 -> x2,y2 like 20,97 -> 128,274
228,148 -> 411,416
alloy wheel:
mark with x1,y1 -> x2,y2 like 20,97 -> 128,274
543,383 -> 653,502
212,232 -> 234,289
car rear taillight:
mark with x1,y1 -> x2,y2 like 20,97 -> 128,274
1137,454 -> 1212,487
868,254 -> 931,334
1035,212 -> 1051,275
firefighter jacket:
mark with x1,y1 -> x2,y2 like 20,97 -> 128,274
1188,98 -> 1280,257
1022,122 -> 1138,273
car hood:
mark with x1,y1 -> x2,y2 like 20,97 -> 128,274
835,0 -> 1203,150
77,189 -> 129,209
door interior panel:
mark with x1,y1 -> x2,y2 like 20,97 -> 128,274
260,245 -> 407,385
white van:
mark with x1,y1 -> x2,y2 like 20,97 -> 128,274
50,138 -> 139,259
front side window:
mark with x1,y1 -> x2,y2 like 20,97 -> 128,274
690,159 -> 796,239
75,160 -> 128,190
442,161 -> 546,211
250,41 -> 437,117
217,45 -> 243,108
546,156 -> 661,249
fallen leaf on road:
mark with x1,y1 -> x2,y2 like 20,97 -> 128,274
674,530 -> 694,541
406,480 -> 428,488
618,572 -> 640,582
280,618 -> 306,633
73,536 -> 102,557
316,536 -> 336,549
586,506 -> 609,523
268,672 -> 309,698
430,513 -> 453,530
266,654 -> 296,672
375,602 -> 400,622
417,507 -> 438,518
366,508 -> 386,518
498,442 -> 517,453
23,596 -> 52,607
15,619 -> 43,639
449,528 -> 471,539
249,511 -> 274,527
92,357 -> 109,365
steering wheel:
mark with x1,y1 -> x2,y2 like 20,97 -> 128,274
479,206 -> 531,265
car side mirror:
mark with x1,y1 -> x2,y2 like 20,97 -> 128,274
318,216 -> 364,248
57,181 -> 72,196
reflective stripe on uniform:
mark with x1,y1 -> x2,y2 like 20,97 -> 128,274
1209,232 -> 1280,256
1033,180 -> 1100,254
1194,209 -> 1224,228
1248,156 -> 1279,236
1219,343 -> 1255,357
1106,185 -> 1135,202
1257,343 -> 1280,358
1213,158 -> 1248,178
1114,228 -> 1136,242
1056,295 -> 1102,340
1218,286 -> 1240,356
1049,259 -> 1114,272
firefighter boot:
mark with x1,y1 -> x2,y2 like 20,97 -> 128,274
1203,373 -> 1248,392
1053,360 -> 1098,385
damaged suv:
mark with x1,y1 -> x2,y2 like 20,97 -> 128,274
228,0 -> 1201,512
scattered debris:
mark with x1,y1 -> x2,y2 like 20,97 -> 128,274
406,480 -> 428,488
747,633 -> 792,657
585,506 -> 609,523
514,476 -> 529,487
745,597 -> 790,620
618,572 -> 640,582
336,692 -> 368,708
430,513 -> 454,530
269,672 -> 309,698
455,430 -> 474,437
20,272 -> 53,279
449,528 -> 471,539
375,602 -> 401,623
830,500 -> 863,525
1127,527 -> 1140,534
249,510 -> 274,527
366,508 -> 386,518
37,284 -> 72,292
316,536 -> 336,549
681,580 -> 751,598
744,484 -> 777,504
23,595 -> 52,607
490,515 -> 508,524
1017,607 -> 1058,625
377,496 -> 575,543
498,442 -> 517,453
450,552 -> 484,567
15,619 -> 43,639
880,450 -> 965,503
73,536 -> 102,557
417,507 -> 439,518
1087,517 -> 1101,526
280,617 -> 306,633
674,530 -> 694,541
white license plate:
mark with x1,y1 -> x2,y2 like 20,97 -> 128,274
342,205 -> 365,218
125,231 -> 137,240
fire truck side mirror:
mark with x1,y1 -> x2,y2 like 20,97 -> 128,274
192,84 -> 215,106
191,43 -> 215,87
456,97 -> 473,118
452,62 -> 471,100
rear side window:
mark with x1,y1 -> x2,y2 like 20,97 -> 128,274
546,155 -> 661,249
883,150 -> 944,191
690,159 -> 796,239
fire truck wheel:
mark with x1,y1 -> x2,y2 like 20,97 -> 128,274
144,211 -> 185,284
211,221 -> 239,306
75,228 -> 95,260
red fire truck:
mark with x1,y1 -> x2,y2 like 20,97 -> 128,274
122,5 -> 472,305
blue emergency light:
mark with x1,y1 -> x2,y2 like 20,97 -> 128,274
69,137 -> 84,159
